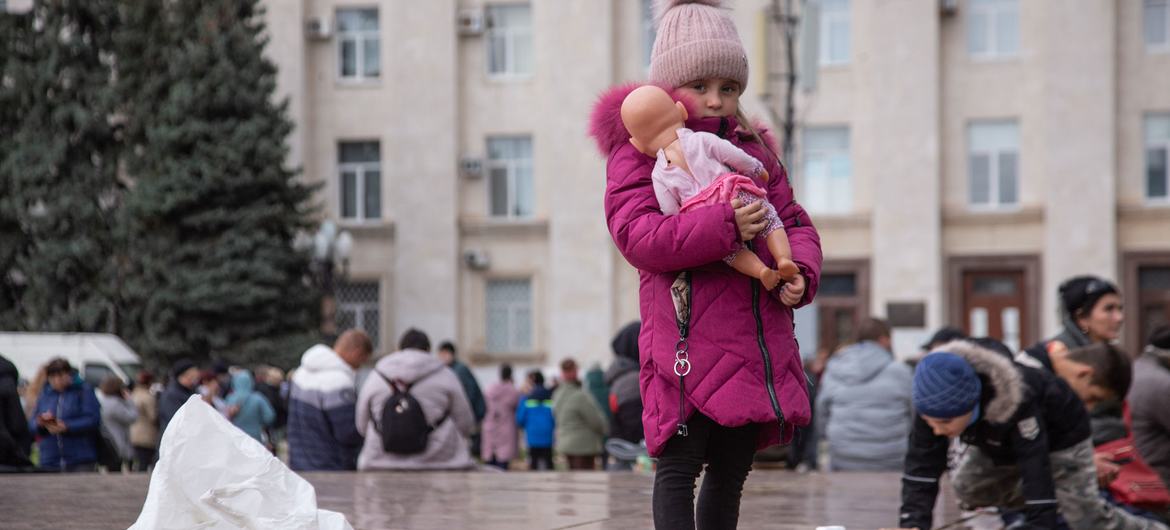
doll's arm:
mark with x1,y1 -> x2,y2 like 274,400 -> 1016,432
703,134 -> 766,178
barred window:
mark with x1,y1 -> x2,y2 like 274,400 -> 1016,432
336,281 -> 380,349
486,279 -> 532,353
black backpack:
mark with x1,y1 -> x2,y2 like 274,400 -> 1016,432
370,369 -> 447,455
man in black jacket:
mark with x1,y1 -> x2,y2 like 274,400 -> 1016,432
892,338 -> 1164,530
0,354 -> 33,470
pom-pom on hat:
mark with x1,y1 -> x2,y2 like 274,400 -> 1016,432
650,0 -> 749,89
912,352 -> 982,419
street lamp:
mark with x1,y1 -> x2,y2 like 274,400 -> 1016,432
309,220 -> 353,343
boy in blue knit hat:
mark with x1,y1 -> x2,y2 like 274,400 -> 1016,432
889,338 -> 1165,530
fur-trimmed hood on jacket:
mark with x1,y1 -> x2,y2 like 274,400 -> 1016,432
929,339 -> 1023,424
587,82 -> 780,159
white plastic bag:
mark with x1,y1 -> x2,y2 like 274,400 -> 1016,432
130,395 -> 353,530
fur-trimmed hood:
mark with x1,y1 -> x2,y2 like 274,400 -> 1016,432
586,82 -> 779,158
930,339 -> 1024,424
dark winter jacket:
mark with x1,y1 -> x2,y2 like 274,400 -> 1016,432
899,340 -> 1091,530
450,361 -> 486,423
158,378 -> 196,436
1129,349 -> 1170,488
516,385 -> 554,449
29,374 -> 103,470
606,356 -> 643,443
606,321 -> 643,443
0,355 -> 33,469
287,344 -> 364,471
1017,317 -> 1092,372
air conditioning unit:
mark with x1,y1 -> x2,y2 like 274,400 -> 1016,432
463,249 -> 490,270
460,156 -> 484,179
305,16 -> 332,40
457,8 -> 484,36
940,0 -> 959,16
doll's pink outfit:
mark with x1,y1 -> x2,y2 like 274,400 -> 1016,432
652,128 -> 784,257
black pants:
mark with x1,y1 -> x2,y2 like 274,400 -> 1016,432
529,447 -> 554,471
652,413 -> 760,530
133,446 -> 156,472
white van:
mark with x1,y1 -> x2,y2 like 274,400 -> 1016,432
0,332 -> 144,387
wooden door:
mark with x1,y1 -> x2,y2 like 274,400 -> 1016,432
962,270 -> 1028,352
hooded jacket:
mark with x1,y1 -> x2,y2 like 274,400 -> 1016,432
0,355 -> 33,469
226,370 -> 275,443
287,344 -> 364,471
899,340 -> 1091,530
355,349 -> 476,470
29,373 -> 102,470
516,385 -> 555,449
591,83 -> 822,456
815,341 -> 912,471
480,379 -> 521,463
553,380 -> 609,456
1129,347 -> 1170,488
606,321 -> 644,443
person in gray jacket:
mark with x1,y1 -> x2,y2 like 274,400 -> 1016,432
1130,325 -> 1170,489
816,318 -> 913,471
356,328 -> 476,471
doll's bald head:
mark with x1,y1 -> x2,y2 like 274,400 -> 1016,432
621,85 -> 689,157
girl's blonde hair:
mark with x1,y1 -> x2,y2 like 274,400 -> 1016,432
735,108 -> 784,180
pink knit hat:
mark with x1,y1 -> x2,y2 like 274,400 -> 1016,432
650,0 -> 749,89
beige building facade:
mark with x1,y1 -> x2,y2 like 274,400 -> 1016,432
259,0 -> 1170,368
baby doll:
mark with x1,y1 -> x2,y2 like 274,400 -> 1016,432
620,85 -> 799,289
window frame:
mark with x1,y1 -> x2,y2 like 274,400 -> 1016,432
967,0 -> 1020,60
336,7 -> 381,83
967,120 -> 1021,211
485,4 -> 534,79
801,126 -> 853,215
1146,0 -> 1170,53
485,278 -> 533,354
486,135 -> 534,219
336,280 -> 381,348
1145,113 -> 1170,203
818,0 -> 851,67
338,141 -> 382,221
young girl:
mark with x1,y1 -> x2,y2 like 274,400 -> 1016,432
589,0 -> 822,527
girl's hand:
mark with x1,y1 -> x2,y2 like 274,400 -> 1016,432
780,274 -> 805,306
731,198 -> 766,241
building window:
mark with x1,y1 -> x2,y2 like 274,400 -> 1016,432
339,141 -> 381,220
487,136 -> 534,218
642,0 -> 656,68
486,279 -> 532,353
968,120 -> 1020,209
336,8 -> 379,81
818,0 -> 850,66
802,126 -> 852,214
1147,0 -> 1170,51
968,0 -> 1019,59
337,281 -> 380,349
486,4 -> 533,77
1147,114 -> 1170,201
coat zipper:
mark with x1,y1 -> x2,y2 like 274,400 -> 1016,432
748,244 -> 786,432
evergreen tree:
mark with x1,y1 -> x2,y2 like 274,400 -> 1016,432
0,0 -> 122,332
118,0 -> 318,368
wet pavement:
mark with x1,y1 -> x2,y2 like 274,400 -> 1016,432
0,469 -> 963,529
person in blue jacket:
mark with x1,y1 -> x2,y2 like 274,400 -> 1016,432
516,370 -> 555,471
226,370 -> 276,444
29,358 -> 102,472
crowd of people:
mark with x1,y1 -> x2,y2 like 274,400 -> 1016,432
0,323 -> 646,476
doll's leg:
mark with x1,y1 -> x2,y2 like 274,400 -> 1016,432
753,197 -> 800,280
727,249 -> 781,290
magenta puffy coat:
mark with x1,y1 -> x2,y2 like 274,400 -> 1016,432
590,84 -> 822,456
